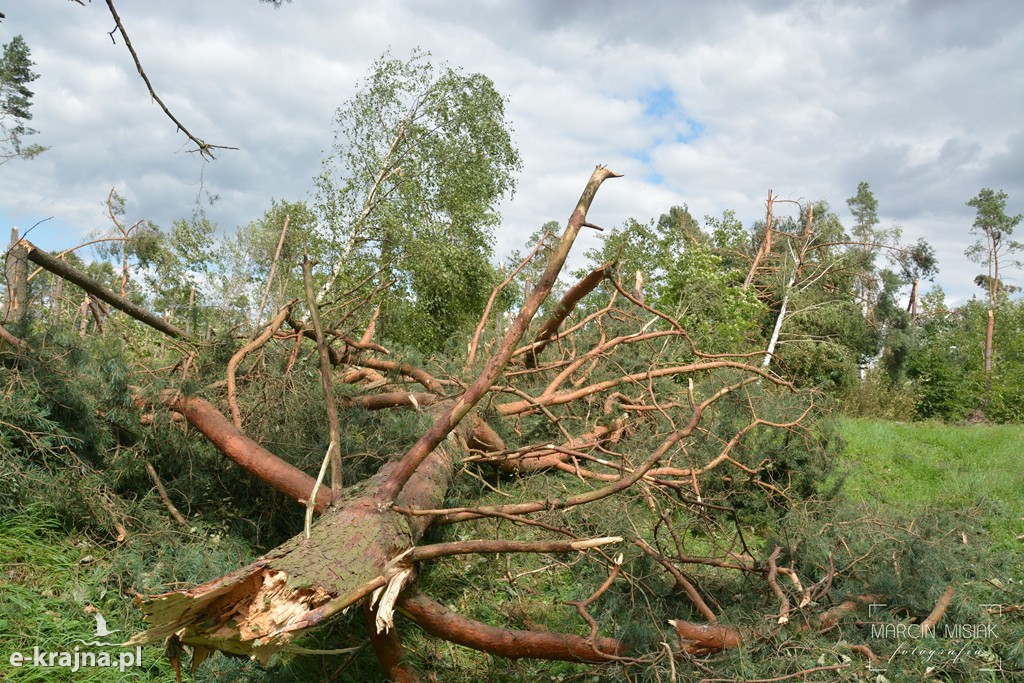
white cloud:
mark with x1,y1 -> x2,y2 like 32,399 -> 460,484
1,0 -> 1022,304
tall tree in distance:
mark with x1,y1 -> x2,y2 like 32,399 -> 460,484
847,181 -> 879,240
966,188 -> 1022,305
965,188 -> 1022,412
0,35 -> 46,164
845,181 -> 896,325
313,49 -> 522,351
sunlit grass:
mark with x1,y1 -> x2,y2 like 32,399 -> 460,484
839,419 -> 1024,550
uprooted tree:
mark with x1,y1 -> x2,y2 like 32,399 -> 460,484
4,165 -> 981,681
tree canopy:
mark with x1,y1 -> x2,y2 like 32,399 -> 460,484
0,34 -> 46,164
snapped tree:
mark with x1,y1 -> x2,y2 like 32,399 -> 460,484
5,168 -> 981,679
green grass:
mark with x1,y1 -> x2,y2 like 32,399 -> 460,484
835,419 -> 1024,680
839,418 -> 1024,550
0,513 -> 175,681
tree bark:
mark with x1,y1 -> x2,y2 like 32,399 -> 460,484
164,394 -> 334,512
20,240 -> 188,338
3,228 -> 28,323
374,165 -> 620,503
128,448 -> 453,663
398,589 -> 622,662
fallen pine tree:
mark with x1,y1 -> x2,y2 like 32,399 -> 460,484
4,167 -> 989,681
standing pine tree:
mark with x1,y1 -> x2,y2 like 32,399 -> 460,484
0,35 -> 46,164
965,188 -> 1022,412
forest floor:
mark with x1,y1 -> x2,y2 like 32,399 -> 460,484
1,419 -> 1021,681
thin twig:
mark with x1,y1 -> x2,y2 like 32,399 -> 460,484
145,461 -> 186,524
254,214 -> 290,330
767,546 -> 790,624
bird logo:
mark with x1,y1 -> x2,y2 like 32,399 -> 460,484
75,606 -> 122,646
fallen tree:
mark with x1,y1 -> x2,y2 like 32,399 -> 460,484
8,167 -> 969,681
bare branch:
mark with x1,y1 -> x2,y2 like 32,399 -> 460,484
104,0 -> 238,159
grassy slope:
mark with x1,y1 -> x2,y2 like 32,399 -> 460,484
840,418 -> 1024,549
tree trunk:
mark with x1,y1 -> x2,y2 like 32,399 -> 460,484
3,228 -> 28,323
983,308 -> 994,412
19,239 -> 188,338
128,446 -> 454,664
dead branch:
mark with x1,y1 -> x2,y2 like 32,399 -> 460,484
347,391 -> 439,411
417,376 -> 759,524
375,165 -> 621,503
632,538 -> 719,623
227,301 -> 296,428
26,233 -> 132,282
766,546 -> 790,625
537,329 -> 688,400
743,189 -> 776,289
523,261 -> 614,367
497,360 -> 788,416
669,619 -> 743,654
103,0 -> 237,158
408,536 -> 622,564
920,585 -> 954,634
364,602 -> 420,683
0,322 -> 25,347
19,240 -> 188,338
848,644 -> 879,662
817,594 -> 883,631
145,461 -> 186,524
360,305 -> 380,346
567,555 -> 622,646
466,234 -> 548,369
472,419 -> 626,474
510,293 -> 618,362
163,394 -> 332,512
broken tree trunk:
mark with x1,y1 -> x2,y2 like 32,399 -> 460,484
128,447 -> 454,664
17,239 -> 189,339
4,228 -> 29,323
128,166 -> 622,670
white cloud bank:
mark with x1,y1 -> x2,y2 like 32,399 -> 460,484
1,0 -> 1022,303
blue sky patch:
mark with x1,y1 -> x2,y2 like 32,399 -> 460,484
641,87 -> 678,120
635,87 -> 703,184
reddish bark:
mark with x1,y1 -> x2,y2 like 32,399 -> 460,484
524,262 -> 614,367
165,394 -> 333,512
398,589 -> 623,662
669,619 -> 743,654
375,166 -> 621,503
365,602 -> 421,683
21,240 -> 188,338
497,361 -> 789,416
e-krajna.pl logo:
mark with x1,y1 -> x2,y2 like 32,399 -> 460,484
7,609 -> 143,674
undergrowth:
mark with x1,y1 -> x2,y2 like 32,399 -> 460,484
2,327 -> 1021,681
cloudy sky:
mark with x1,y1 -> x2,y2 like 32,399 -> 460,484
2,0 -> 1022,304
